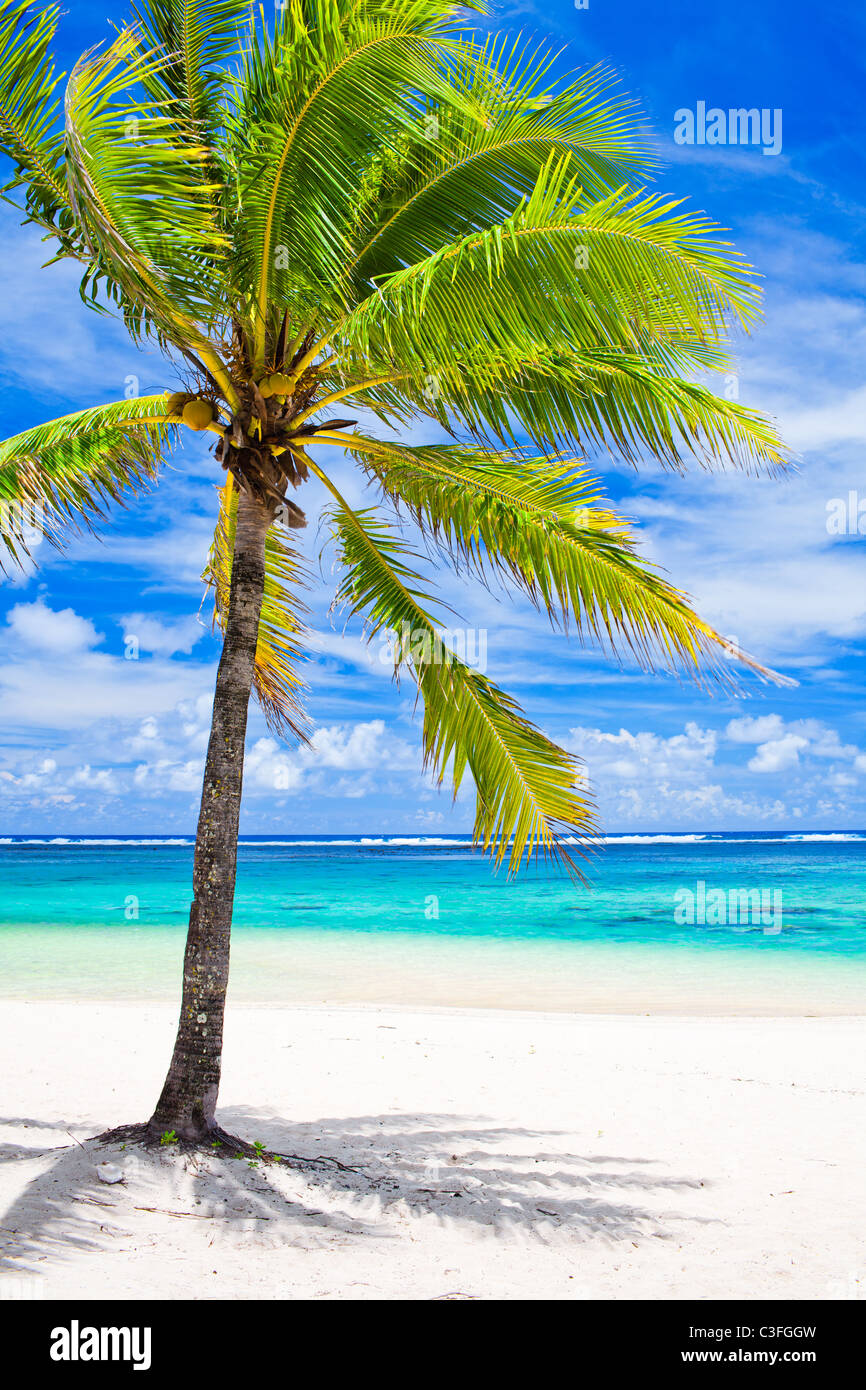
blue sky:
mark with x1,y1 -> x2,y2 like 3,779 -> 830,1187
1,0 -> 865,834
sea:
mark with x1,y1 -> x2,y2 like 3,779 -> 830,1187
1,832 -> 864,1014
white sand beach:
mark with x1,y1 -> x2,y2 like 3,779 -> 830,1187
0,1000 -> 864,1301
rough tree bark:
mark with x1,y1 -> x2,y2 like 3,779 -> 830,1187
146,487 -> 271,1142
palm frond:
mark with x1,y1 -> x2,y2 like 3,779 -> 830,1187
0,0 -> 70,227
311,343 -> 788,475
130,0 -> 252,137
227,0 -> 482,368
332,156 -> 788,470
339,158 -> 762,349
346,50 -> 653,294
64,27 -> 228,342
0,394 -> 175,568
305,451 -> 597,876
327,432 -> 789,684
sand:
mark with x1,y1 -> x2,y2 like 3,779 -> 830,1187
1,1000 -> 864,1301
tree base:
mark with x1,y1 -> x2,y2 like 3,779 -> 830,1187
95,1121 -> 358,1173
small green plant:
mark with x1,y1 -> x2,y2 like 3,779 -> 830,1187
253,1140 -> 266,1156
159,1130 -> 178,1146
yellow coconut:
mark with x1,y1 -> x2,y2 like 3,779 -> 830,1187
164,391 -> 190,416
258,377 -> 274,399
181,399 -> 215,431
270,371 -> 292,396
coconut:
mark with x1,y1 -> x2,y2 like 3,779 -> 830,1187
270,371 -> 292,397
164,391 -> 190,416
182,399 -> 215,431
258,377 -> 274,399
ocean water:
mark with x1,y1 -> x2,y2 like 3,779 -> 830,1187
1,833 -> 865,1013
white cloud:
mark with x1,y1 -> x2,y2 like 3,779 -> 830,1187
9,713 -> 425,813
301,719 -> 414,771
0,601 -> 215,733
726,714 -> 786,743
726,714 -> 863,774
120,613 -> 205,657
563,710 -> 866,825
783,384 -> 866,451
244,738 -> 305,793
133,758 -> 204,794
240,720 -> 418,796
7,600 -> 101,653
747,734 -> 808,773
0,753 -> 117,807
569,721 -> 718,783
305,628 -> 388,676
70,765 -> 119,793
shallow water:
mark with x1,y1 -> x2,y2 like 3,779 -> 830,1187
1,834 -> 864,1012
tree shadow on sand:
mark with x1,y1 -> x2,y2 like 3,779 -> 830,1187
0,1107 -> 715,1286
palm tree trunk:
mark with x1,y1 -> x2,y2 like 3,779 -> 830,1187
148,488 -> 271,1142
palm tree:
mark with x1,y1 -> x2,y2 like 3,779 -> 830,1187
0,0 -> 787,1148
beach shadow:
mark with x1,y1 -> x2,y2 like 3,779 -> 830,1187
0,1115 -> 387,1280
221,1106 -> 710,1233
0,1107 -> 713,1285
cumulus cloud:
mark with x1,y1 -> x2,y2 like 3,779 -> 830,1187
133,758 -> 204,794
0,702 -> 427,822
241,721 -> 417,796
747,734 -> 809,773
244,738 -> 305,793
0,602 -> 215,732
563,710 -> 866,825
301,719 -> 414,771
0,754 -> 106,809
7,600 -> 101,654
567,722 -> 735,824
726,714 -> 863,774
120,614 -> 205,657
569,722 -> 718,783
726,715 -> 786,744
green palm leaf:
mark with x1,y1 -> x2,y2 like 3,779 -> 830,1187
0,0 -> 69,228
130,0 -> 252,137
315,432 -> 788,683
332,158 -> 786,469
304,450 -> 597,875
63,28 -> 227,340
228,0 -> 482,368
0,395 -> 176,568
346,49 -> 653,294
